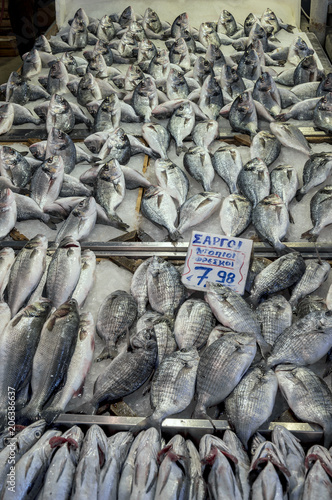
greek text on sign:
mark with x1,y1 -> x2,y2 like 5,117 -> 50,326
182,231 -> 253,294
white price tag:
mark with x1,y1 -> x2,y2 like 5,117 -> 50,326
181,231 -> 253,294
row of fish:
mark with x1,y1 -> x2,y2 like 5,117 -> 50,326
1,421 -> 331,499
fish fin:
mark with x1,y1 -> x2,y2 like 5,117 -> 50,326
133,414 -> 160,436
169,230 -> 182,242
71,401 -> 96,415
40,406 -> 62,424
295,190 -> 304,202
95,344 -> 118,362
301,229 -> 317,242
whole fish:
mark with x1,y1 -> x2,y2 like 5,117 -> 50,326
252,71 -> 281,117
294,55 -> 323,86
147,256 -> 185,317
167,101 -> 196,155
5,71 -> 30,104
45,127 -> 77,174
205,282 -> 269,355
298,295 -> 327,318
2,429 -> 61,499
45,61 -> 69,95
0,188 -> 17,239
0,145 -> 35,187
261,7 -> 295,34
223,430 -> 251,500
148,49 -> 171,86
174,299 -> 216,349
199,22 -> 221,48
132,76 -> 158,122
219,64 -> 246,98
155,435 -> 190,500
42,312 -> 95,423
95,159 -> 128,230
302,185 -> 332,241
76,73 -> 102,106
193,332 -> 256,422
183,146 -> 215,191
314,93 -> 332,134
192,120 -> 219,149
249,252 -> 306,306
139,348 -> 199,430
21,48 -> 42,78
99,431 -> 134,500
0,300 -> 51,427
238,157 -> 270,208
256,295 -> 292,346
142,123 -> 170,159
212,145 -> 243,194
245,256 -> 272,293
225,366 -> 278,448
220,194 -> 252,237
68,17 -> 88,48
155,159 -> 189,207
30,155 -> 65,210
7,234 -> 47,317
166,68 -> 190,100
18,299 -> 79,424
55,197 -> 97,243
71,425 -> 108,500
75,329 -> 157,414
0,102 -> 40,126
0,420 -> 46,496
137,39 -> 157,69
238,46 -> 261,81
296,152 -> 332,201
177,191 -> 222,235
14,193 -> 52,226
272,425 -> 305,500
141,185 -> 180,241
72,249 -> 96,308
143,7 -> 166,39
270,122 -> 311,156
137,311 -> 177,366
169,38 -> 191,72
267,310 -> 332,368
94,127 -> 131,164
40,426 -> 84,499
252,194 -> 289,254
289,259 -> 330,311
317,72 -> 332,96
229,91 -> 258,136
96,290 -> 137,360
46,237 -> 81,308
0,103 -> 14,135
270,165 -> 298,221
94,94 -> 121,132
276,364 -> 332,447
130,257 -> 153,317
198,75 -> 224,120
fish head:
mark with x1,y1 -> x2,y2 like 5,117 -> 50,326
244,13 -> 258,34
25,48 -> 40,65
42,155 -> 65,176
121,30 -> 137,47
322,73 -> 332,92
26,298 -> 52,318
131,327 -> 157,351
173,37 -> 187,54
73,196 -> 97,217
220,10 -> 234,25
73,7 -> 89,25
128,20 -> 144,41
100,159 -> 122,181
0,187 -> 15,208
138,76 -> 156,96
25,233 -> 48,250
80,72 -> 97,91
100,14 -> 114,28
172,12 -> 190,37
175,100 -> 193,119
317,93 -> 332,112
100,94 -> 118,112
272,425 -> 304,459
34,34 -> 52,53
205,43 -> 222,64
144,7 -> 161,32
49,61 -> 67,80
50,93 -> 68,113
154,48 -> 169,65
119,5 -> 135,27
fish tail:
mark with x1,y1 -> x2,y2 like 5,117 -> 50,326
295,190 -> 304,202
133,415 -> 161,436
192,404 -> 216,431
40,406 -> 63,424
301,228 -> 317,241
71,401 -> 96,415
323,419 -> 332,448
169,229 -> 182,242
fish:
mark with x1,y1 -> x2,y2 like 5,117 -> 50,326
138,347 -> 199,430
46,237 -> 81,308
55,197 -> 97,243
267,310 -> 332,368
276,364 -> 332,447
167,101 -> 196,155
183,146 -> 215,191
71,425 -> 108,499
186,439 -> 207,500
0,188 -> 17,239
272,425 -> 305,500
0,420 -> 47,496
92,127 -> 131,163
252,71 -> 281,117
46,93 -> 75,134
289,259 -> 330,311
211,145 -> 243,194
0,145 -> 35,188
177,191 -> 222,235
41,313 -> 95,423
0,103 -> 14,135
45,127 -> 77,174
302,185 -> 332,241
132,76 -> 159,122
60,174 -> 93,197
256,295 -> 292,347
0,247 -> 14,300
0,300 -> 52,427
192,120 -> 219,149
143,7 -> 167,39
205,282 -> 269,355
166,68 -> 190,100
223,430 -> 251,500
97,15 -> 115,42
147,256 -> 186,317
252,194 -> 289,254
76,73 -> 102,106
199,22 -> 221,48
249,252 -> 306,306
96,290 -> 137,360
138,312 -> 177,367
154,158 -> 189,207
2,429 -> 62,499
169,38 -> 191,72
72,249 -> 96,308
193,332 -> 256,423
137,39 -> 157,69
297,295 -> 328,318
197,75 -> 224,121
5,71 -> 30,105
314,93 -> 332,134
276,96 -> 321,122
317,72 -> 332,96
118,431 -> 146,499
40,426 -> 84,499
99,431 -> 134,500
238,157 -> 270,208
18,299 -> 79,424
95,159 -> 128,230
270,122 -> 311,156
229,91 -> 258,136
238,45 -> 261,81
296,153 -> 332,201
302,458 -> 332,499
148,48 -> 171,82
261,8 -> 295,34
75,328 -> 157,414
270,164 -> 298,222
68,17 -> 88,49
174,299 -> 216,349
87,53 -> 109,79
220,194 -> 252,237
141,185 -> 180,241
219,64 -> 246,99
7,234 -> 47,317
225,366 -> 278,448
155,435 -> 190,499
142,123 -> 170,159
21,48 -> 42,78
30,155 -> 65,210
93,94 -> 121,132
130,257 -> 153,318
218,10 -> 242,37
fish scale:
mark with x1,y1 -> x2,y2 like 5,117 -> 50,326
174,298 -> 216,350
256,295 -> 292,346
289,259 -> 330,310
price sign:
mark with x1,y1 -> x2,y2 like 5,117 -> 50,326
181,231 -> 253,294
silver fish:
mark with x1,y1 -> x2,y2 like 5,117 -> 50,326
302,185 -> 332,241
238,157 -> 270,208
252,194 -> 289,255
21,48 -> 42,79
198,75 -> 224,120
7,234 -> 48,317
174,299 -> 215,350
155,435 -> 190,499
270,165 -> 299,220
72,250 -> 96,308
94,94 -> 121,132
132,76 -> 158,122
55,197 -> 97,243
31,155 -> 64,210
289,259 -> 330,311
252,71 -> 281,117
118,431 -> 146,500
298,295 -> 328,318
45,61 -> 69,95
167,101 -> 196,155
220,194 -> 252,237
0,145 -> 34,188
296,152 -> 332,201
142,123 -> 170,159
45,127 -> 77,174
0,188 -> 17,239
256,295 -> 292,347
270,122 -> 311,156
169,38 -> 191,72
130,257 -> 153,317
76,73 -> 102,107
155,158 -> 189,207
302,459 -> 332,499
68,17 -> 88,49
276,364 -> 332,447
177,191 -> 222,235
192,120 -> 219,149
0,103 -> 14,135
14,193 -> 52,226
238,46 -> 261,81
212,145 -> 243,194
137,311 -> 177,366
141,185 -> 180,241
229,91 -> 258,136
183,146 -> 215,191
166,68 -> 189,100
